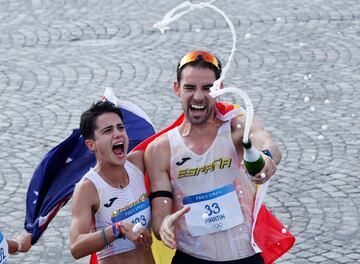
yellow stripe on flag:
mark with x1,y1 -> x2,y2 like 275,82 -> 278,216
151,232 -> 175,264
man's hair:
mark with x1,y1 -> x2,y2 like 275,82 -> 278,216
80,101 -> 123,140
176,55 -> 222,84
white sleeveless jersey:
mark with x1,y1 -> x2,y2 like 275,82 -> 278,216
168,121 -> 257,261
83,161 -> 150,260
0,231 -> 9,264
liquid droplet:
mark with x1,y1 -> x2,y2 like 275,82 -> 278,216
276,17 -> 282,22
244,33 -> 252,40
260,173 -> 266,179
324,99 -> 330,104
237,123 -> 241,128
318,135 -> 324,140
312,156 -> 316,161
202,213 -> 209,220
304,96 -> 310,103
281,228 -> 287,234
194,28 -> 201,32
310,106 -> 316,112
321,125 -> 328,130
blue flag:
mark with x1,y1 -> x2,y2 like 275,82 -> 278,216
25,88 -> 156,244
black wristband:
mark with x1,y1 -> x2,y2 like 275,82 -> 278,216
101,228 -> 109,247
149,191 -> 173,202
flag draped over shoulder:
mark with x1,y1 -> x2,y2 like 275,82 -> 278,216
24,88 -> 155,244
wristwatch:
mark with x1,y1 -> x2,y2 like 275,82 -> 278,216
262,149 -> 273,159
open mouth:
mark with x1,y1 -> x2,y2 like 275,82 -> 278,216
112,142 -> 125,157
189,104 -> 206,111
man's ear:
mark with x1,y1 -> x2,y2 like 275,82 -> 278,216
220,82 -> 224,89
85,139 -> 96,152
173,81 -> 181,97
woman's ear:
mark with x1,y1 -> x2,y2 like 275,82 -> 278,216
85,139 -> 95,152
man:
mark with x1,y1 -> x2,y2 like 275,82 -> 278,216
70,101 -> 155,264
145,51 -> 281,263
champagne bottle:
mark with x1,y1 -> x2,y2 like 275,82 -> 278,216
242,139 -> 265,176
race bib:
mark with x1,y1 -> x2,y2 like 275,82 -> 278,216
110,198 -> 151,252
0,232 -> 9,264
183,184 -> 243,237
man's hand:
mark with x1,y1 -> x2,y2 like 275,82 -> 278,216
252,155 -> 277,184
159,207 -> 190,249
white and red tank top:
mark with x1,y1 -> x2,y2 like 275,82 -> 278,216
168,121 -> 257,261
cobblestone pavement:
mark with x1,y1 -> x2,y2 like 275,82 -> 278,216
0,0 -> 359,263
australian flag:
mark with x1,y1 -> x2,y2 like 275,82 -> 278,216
24,88 -> 156,244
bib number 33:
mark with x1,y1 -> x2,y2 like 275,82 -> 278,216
204,203 -> 221,216
183,184 -> 244,236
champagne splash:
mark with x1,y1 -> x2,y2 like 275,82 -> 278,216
210,87 -> 254,144
153,0 -> 217,34
153,1 -> 255,143
153,0 -> 236,92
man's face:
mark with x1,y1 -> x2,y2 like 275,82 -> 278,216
86,112 -> 129,166
175,66 -> 217,125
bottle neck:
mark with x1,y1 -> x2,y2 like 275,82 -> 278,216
243,145 -> 262,162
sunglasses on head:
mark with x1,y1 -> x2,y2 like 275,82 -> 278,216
178,51 -> 220,70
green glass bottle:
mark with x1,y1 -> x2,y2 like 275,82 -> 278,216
242,139 -> 265,176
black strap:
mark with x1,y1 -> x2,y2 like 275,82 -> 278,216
149,190 -> 173,201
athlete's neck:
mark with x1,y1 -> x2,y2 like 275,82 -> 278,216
94,162 -> 129,188
178,116 -> 222,156
179,115 -> 222,137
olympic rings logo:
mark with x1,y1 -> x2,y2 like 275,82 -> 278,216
210,223 -> 223,230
